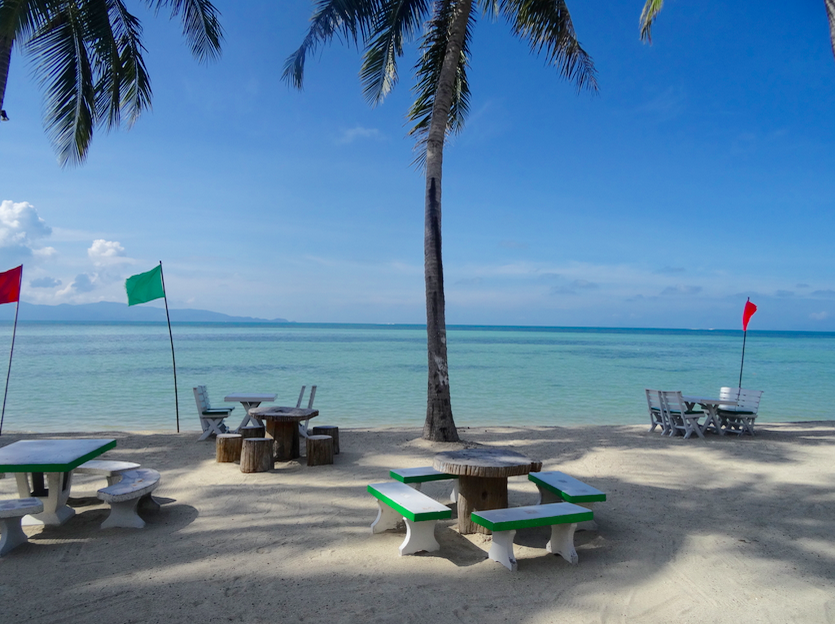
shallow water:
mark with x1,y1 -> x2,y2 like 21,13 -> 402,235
1,323 -> 832,432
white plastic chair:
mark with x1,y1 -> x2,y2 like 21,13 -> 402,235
645,389 -> 668,434
193,385 -> 234,441
660,391 -> 705,439
717,387 -> 763,436
296,385 -> 318,438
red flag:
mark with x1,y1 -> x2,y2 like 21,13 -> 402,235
0,266 -> 22,305
742,298 -> 757,331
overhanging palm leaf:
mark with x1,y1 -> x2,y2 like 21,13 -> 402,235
0,0 -> 222,166
638,0 -> 664,43
283,0 -> 382,89
501,0 -> 598,93
360,0 -> 430,105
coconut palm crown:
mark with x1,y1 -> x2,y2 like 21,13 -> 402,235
284,0 -> 598,441
0,0 -> 223,166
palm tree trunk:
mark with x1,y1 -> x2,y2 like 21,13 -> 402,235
0,35 -> 12,114
826,0 -> 835,62
422,0 -> 472,442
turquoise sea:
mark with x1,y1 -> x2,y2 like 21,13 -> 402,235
1,322 -> 832,433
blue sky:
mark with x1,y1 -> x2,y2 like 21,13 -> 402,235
1,1 -> 834,330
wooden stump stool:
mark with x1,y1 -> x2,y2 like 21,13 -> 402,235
240,438 -> 273,473
306,435 -> 334,466
310,426 -> 340,454
239,424 -> 266,440
216,434 -> 243,463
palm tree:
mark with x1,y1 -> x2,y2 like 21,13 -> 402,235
640,0 -> 835,62
284,0 -> 598,442
0,0 -> 222,166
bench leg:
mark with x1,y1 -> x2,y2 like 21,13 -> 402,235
487,529 -> 517,571
576,503 -> 598,531
370,501 -> 401,534
546,522 -> 579,564
400,519 -> 440,556
536,486 -> 561,505
0,516 -> 30,556
101,498 -> 146,529
450,481 -> 458,504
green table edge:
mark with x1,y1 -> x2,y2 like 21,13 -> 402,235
470,508 -> 593,532
367,484 -> 452,522
528,473 -> 607,503
0,439 -> 117,473
389,470 -> 458,484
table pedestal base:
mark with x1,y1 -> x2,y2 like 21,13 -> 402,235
458,476 -> 508,535
15,471 -> 75,526
265,420 -> 300,462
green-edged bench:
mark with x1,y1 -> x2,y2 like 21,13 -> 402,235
528,471 -> 606,530
367,481 -> 452,555
389,467 -> 458,503
471,502 -> 592,571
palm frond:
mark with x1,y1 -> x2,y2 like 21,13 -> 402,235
283,0 -> 382,89
0,0 -> 55,40
639,0 -> 665,43
360,0 -> 430,106
500,0 -> 597,93
145,0 -> 222,61
27,2 -> 95,166
91,0 -> 150,128
408,0 -> 474,165
826,0 -> 835,62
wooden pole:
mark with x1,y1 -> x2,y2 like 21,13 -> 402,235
0,294 -> 21,436
158,262 -> 180,432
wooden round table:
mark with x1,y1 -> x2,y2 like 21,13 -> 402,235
249,406 -> 318,462
434,448 -> 541,534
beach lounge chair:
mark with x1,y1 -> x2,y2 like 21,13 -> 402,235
660,391 -> 705,439
717,387 -> 763,436
193,385 -> 234,441
645,389 -> 668,434
296,385 -> 317,438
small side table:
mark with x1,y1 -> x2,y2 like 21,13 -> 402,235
250,406 -> 319,462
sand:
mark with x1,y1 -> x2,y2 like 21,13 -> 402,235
1,422 -> 834,624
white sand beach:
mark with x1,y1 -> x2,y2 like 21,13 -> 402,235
1,422 -> 834,623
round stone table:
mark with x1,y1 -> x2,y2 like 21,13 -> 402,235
249,406 -> 318,462
434,448 -> 541,535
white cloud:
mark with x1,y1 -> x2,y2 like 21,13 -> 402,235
336,126 -> 383,145
0,200 -> 53,258
88,239 -> 127,265
810,311 -> 829,321
58,273 -> 97,296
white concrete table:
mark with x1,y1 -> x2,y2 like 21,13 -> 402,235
0,439 -> 116,525
224,393 -> 276,429
682,396 -> 738,436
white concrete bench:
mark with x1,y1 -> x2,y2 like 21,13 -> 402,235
0,497 -> 44,556
97,468 -> 161,529
470,502 -> 592,571
367,481 -> 452,555
76,460 -> 160,511
528,471 -> 606,531
389,467 -> 459,503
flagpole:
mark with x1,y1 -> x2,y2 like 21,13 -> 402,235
738,329 -> 747,389
0,268 -> 23,436
158,262 -> 180,433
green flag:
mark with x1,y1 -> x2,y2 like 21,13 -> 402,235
126,265 -> 165,306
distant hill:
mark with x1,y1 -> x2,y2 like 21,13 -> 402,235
0,301 -> 289,323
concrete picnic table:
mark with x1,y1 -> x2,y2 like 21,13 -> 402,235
249,406 -> 318,462
0,438 -> 116,525
433,448 -> 541,535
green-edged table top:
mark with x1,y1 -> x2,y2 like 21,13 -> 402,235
0,439 -> 117,473
471,502 -> 592,532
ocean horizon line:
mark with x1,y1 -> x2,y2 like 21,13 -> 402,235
2,319 -> 834,337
